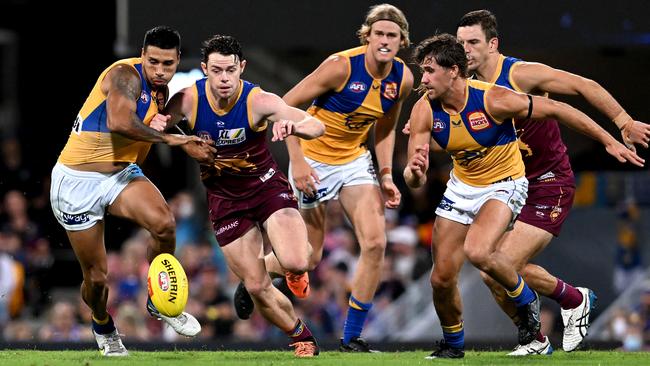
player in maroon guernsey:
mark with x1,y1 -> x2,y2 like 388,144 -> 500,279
153,35 -> 325,357
455,10 -> 650,355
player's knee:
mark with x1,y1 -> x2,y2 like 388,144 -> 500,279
359,235 -> 386,259
244,279 -> 272,299
150,213 -> 176,244
463,244 -> 490,268
430,269 -> 457,290
282,256 -> 309,274
86,268 -> 108,290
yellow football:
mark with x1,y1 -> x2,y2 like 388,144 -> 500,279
147,253 -> 189,317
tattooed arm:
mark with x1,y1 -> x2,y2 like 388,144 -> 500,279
102,64 -> 170,143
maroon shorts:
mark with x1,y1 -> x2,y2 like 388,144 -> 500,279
207,173 -> 299,246
517,183 -> 575,237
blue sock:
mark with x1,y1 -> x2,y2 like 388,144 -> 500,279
342,295 -> 372,344
506,275 -> 536,307
442,322 -> 464,349
92,314 -> 116,335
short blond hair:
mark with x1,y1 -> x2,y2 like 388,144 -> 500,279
357,4 -> 410,48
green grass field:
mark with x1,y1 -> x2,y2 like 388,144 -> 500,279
1,350 -> 648,366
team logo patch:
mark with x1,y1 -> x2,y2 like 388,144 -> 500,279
349,81 -> 367,93
550,206 -> 562,222
433,118 -> 446,132
158,271 -> 170,292
345,112 -> 376,130
140,91 -> 150,103
383,82 -> 398,100
216,128 -> 246,146
62,212 -> 90,226
467,111 -> 491,131
302,188 -> 328,204
437,196 -> 454,211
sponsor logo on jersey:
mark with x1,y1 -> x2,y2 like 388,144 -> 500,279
62,212 -> 90,226
140,91 -> 150,103
437,196 -> 454,211
216,220 -> 240,236
216,121 -> 226,127
216,128 -> 246,146
259,167 -> 276,182
383,82 -> 398,100
349,81 -> 367,93
158,271 -> 170,292
433,118 -> 446,132
451,118 -> 462,127
467,111 -> 491,131
302,188 -> 328,204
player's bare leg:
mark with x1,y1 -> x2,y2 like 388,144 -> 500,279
68,222 -> 127,356
222,226 -> 318,357
426,217 -> 467,358
335,185 -> 386,351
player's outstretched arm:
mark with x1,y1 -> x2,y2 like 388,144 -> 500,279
251,91 -> 325,142
512,62 -> 650,150
403,98 -> 433,188
488,86 -> 645,167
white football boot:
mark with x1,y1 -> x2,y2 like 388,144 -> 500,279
147,298 -> 201,337
93,329 -> 128,356
508,336 -> 553,356
561,287 -> 597,352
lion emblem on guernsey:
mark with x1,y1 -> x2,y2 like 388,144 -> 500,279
344,112 -> 377,130
516,129 -> 533,157
202,152 -> 257,178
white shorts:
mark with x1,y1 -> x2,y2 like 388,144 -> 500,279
435,172 -> 528,228
50,163 -> 145,231
289,151 -> 378,209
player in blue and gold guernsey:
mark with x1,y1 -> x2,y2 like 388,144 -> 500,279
404,34 -> 643,359
456,9 -> 649,355
160,35 -> 325,358
49,26 -> 209,356
243,4 -> 413,352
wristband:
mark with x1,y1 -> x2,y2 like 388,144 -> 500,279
379,167 -> 392,179
613,110 -> 632,130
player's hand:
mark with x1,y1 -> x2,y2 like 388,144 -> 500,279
181,139 -> 217,164
605,141 -> 645,167
272,120 -> 295,141
407,144 -> 430,179
402,119 -> 411,135
291,158 -> 320,197
163,134 -> 204,147
621,120 -> 650,150
151,114 -> 171,132
380,176 -> 401,208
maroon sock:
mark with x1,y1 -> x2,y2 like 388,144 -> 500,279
549,279 -> 583,309
286,318 -> 313,343
536,330 -> 546,342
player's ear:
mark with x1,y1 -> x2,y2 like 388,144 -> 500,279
240,59 -> 247,75
488,37 -> 499,53
201,62 -> 208,76
450,65 -> 459,79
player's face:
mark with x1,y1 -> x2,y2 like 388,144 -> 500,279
366,20 -> 402,63
457,25 -> 491,72
419,56 -> 454,100
202,53 -> 246,100
141,46 -> 180,89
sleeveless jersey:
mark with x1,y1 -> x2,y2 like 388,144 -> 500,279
428,79 -> 525,187
58,58 -> 163,165
489,55 -> 574,185
188,79 -> 278,200
302,46 -> 406,164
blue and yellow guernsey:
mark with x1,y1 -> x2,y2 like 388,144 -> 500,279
302,46 -> 406,164
58,58 -> 163,165
427,79 -> 525,187
188,79 -> 279,200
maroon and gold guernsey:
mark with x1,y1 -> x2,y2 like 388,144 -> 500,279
187,78 -> 281,200
489,55 -> 575,187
